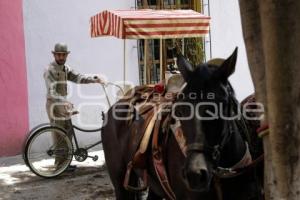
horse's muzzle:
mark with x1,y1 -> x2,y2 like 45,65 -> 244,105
183,153 -> 211,192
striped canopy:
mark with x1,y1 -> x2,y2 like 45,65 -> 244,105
90,9 -> 210,39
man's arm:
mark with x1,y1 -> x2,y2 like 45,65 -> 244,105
66,66 -> 104,84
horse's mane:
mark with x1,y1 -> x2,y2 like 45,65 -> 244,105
226,81 -> 236,98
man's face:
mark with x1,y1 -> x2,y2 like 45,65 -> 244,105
53,53 -> 68,65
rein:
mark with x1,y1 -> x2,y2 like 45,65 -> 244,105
213,96 -> 266,179
214,154 -> 264,178
214,123 -> 268,178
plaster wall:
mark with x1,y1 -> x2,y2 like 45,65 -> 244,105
23,0 -> 138,147
0,0 -> 29,156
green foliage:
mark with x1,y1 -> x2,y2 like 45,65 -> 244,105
184,38 -> 205,67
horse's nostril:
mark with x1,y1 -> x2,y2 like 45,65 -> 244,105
199,169 -> 209,182
185,170 -> 207,188
182,168 -> 187,179
188,168 -> 208,182
183,153 -> 211,192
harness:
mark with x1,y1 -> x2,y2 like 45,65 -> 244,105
122,85 -> 177,199
122,84 -> 263,199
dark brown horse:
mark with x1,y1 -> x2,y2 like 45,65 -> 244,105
101,48 -> 264,200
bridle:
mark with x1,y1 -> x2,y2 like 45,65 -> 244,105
183,81 -> 261,182
185,119 -> 233,165
185,83 -> 238,166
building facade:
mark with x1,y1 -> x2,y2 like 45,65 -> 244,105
0,0 -> 253,156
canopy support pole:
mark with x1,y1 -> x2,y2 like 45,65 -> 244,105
123,39 -> 126,88
160,38 -> 163,82
143,39 -> 147,84
182,39 -> 185,55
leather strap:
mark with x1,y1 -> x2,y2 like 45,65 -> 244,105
139,107 -> 162,154
214,154 -> 264,179
152,117 -> 176,200
127,109 -> 155,166
123,161 -> 148,192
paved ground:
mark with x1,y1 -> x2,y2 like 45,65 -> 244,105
0,151 -> 115,200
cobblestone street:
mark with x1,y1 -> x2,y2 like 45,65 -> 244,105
0,151 -> 115,200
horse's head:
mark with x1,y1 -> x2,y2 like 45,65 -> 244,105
174,48 -> 238,192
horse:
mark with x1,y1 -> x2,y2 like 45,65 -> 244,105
101,48 -> 264,200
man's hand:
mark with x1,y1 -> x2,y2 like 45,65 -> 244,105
93,75 -> 107,85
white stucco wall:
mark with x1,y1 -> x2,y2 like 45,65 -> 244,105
208,0 -> 254,100
23,0 -> 138,147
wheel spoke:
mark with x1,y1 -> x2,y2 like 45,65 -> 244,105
24,126 -> 73,178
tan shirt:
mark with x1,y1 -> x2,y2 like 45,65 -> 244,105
44,61 -> 97,101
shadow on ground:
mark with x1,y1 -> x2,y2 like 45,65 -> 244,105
0,155 -> 114,200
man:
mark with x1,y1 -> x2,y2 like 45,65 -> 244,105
44,43 -> 105,170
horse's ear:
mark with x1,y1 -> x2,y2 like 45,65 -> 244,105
215,47 -> 238,81
176,54 -> 194,82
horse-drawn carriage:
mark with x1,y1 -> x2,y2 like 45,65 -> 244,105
90,9 -> 264,200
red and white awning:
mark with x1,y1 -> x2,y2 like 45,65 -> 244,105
90,9 -> 210,39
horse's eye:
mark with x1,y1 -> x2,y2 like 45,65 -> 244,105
173,103 -> 194,119
196,103 -> 218,120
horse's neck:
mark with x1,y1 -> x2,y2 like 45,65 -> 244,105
217,93 -> 249,168
219,120 -> 247,168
